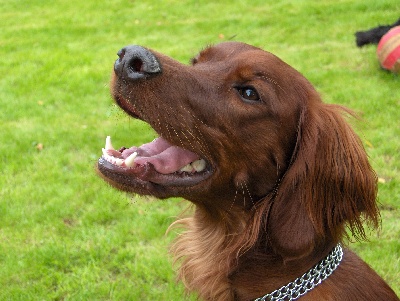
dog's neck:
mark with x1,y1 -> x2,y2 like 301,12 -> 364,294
230,244 -> 337,300
253,244 -> 343,301
170,206 -> 339,301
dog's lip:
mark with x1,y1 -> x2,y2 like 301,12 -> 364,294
97,155 -> 213,189
115,95 -> 143,120
97,156 -> 214,201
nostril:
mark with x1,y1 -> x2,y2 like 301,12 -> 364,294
129,58 -> 144,73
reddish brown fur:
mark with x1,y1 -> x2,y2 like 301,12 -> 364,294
99,42 -> 399,300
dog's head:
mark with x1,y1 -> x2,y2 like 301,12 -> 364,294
98,42 -> 308,204
97,42 -> 379,257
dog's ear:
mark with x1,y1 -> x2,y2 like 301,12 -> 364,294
267,101 -> 379,260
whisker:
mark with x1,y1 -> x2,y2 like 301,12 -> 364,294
242,182 -> 254,207
229,188 -> 239,212
240,182 -> 247,208
161,102 -> 213,160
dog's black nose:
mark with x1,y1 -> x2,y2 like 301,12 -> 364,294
114,45 -> 161,80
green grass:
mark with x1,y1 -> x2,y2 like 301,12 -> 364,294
1,0 -> 399,299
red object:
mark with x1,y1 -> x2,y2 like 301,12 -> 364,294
377,25 -> 400,73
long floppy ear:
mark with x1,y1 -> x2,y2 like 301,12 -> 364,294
267,99 -> 379,259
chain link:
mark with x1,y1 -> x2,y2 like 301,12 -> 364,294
254,244 -> 343,301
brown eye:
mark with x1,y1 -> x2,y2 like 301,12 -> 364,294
237,86 -> 260,102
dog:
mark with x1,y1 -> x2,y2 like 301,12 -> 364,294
355,18 -> 400,47
97,42 -> 399,301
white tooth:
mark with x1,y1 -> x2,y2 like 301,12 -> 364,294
115,158 -> 124,166
192,159 -> 206,172
105,136 -> 115,151
180,164 -> 193,172
102,148 -> 111,162
125,152 -> 137,167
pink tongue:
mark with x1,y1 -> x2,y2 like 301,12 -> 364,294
122,137 -> 200,174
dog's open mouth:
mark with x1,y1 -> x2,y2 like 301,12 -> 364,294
98,135 -> 212,190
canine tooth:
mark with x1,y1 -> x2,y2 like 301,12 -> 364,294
192,159 -> 206,172
125,152 -> 138,167
180,164 -> 193,172
105,136 -> 115,151
102,148 -> 111,160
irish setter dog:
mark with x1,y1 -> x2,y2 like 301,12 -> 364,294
97,42 -> 399,301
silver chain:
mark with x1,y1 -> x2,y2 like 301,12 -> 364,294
254,244 -> 343,301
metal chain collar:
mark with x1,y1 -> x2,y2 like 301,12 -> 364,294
254,244 -> 343,301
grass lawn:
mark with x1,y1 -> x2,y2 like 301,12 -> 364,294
1,0 -> 399,299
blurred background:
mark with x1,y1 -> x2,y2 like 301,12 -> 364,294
1,0 -> 399,299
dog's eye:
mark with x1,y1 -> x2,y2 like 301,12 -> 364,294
237,86 -> 260,102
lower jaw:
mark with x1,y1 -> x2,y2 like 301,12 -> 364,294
97,157 -> 213,197
97,158 -> 171,198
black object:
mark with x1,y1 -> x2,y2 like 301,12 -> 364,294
355,18 -> 400,47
